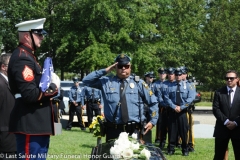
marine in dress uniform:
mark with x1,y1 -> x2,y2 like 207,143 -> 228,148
163,68 -> 195,156
82,54 -> 159,142
153,67 -> 168,148
66,77 -> 86,130
7,18 -> 59,159
83,87 -> 103,126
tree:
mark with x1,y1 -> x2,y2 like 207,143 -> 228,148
196,0 -> 240,90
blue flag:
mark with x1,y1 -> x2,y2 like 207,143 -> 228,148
39,57 -> 54,92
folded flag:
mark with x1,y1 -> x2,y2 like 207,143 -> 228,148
39,57 -> 54,92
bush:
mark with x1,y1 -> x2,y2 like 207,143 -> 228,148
199,91 -> 214,102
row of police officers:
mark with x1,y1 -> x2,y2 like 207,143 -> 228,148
65,77 -> 103,131
150,66 -> 196,156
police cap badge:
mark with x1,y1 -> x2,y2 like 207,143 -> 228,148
115,54 -> 131,65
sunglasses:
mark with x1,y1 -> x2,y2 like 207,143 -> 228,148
225,77 -> 236,81
175,74 -> 182,76
117,65 -> 130,69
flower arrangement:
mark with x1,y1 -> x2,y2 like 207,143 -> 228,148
110,132 -> 151,160
89,115 -> 105,137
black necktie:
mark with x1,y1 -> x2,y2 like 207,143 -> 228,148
176,83 -> 181,105
120,80 -> 129,123
229,89 -> 233,107
92,88 -> 95,103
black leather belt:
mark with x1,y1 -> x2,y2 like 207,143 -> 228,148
104,122 -> 141,130
88,99 -> 99,103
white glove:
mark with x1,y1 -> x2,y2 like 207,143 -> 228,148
51,73 -> 60,89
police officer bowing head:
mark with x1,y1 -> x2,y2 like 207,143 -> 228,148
73,77 -> 79,86
167,67 -> 176,82
180,66 -> 188,81
158,68 -> 167,81
114,54 -> 131,79
144,71 -> 155,85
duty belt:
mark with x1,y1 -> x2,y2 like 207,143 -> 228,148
104,121 -> 140,131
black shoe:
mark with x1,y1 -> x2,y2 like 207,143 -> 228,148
159,143 -> 165,150
155,139 -> 160,143
176,144 -> 181,148
188,148 -> 195,152
66,128 -> 71,131
182,152 -> 189,156
81,127 -> 86,131
167,151 -> 174,155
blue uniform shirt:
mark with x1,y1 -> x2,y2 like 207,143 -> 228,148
163,80 -> 195,110
82,69 -> 159,125
69,85 -> 85,106
183,79 -> 197,100
84,86 -> 103,104
153,80 -> 168,107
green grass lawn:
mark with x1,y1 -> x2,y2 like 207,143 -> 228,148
48,127 -> 234,160
195,101 -> 212,107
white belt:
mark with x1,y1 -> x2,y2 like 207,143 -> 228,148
15,94 -> 22,99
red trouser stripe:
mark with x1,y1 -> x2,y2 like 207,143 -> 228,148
25,135 -> 30,160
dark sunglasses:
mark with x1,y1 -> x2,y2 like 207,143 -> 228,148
149,77 -> 154,79
117,65 -> 130,69
225,77 -> 236,81
175,74 -> 182,76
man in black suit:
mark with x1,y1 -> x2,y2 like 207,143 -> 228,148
213,70 -> 240,160
0,53 -> 16,160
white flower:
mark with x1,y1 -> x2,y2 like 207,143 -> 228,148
140,148 -> 151,160
131,133 -> 138,140
92,117 -> 97,121
121,148 -> 133,159
130,142 -> 140,150
118,132 -> 129,141
110,145 -> 122,157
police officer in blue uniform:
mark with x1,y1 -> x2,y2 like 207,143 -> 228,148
163,68 -> 195,156
83,87 -> 103,126
143,71 -> 155,143
82,54 -> 159,142
180,66 -> 196,152
153,67 -> 168,147
66,77 -> 86,130
145,71 -> 155,90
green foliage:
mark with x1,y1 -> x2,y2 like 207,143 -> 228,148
200,91 -> 214,102
1,0 -> 240,89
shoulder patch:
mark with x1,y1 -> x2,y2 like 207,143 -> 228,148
152,111 -> 156,117
149,90 -> 153,96
142,82 -> 149,89
22,65 -> 34,81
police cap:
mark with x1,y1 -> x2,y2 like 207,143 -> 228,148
158,67 -> 167,74
115,54 -> 131,65
175,67 -> 182,75
144,71 -> 155,78
167,67 -> 175,74
72,77 -> 79,82
180,66 -> 188,74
